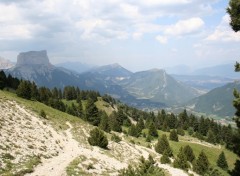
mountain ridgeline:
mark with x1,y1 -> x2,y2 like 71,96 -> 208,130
3,50 -> 202,109
1,50 -> 238,118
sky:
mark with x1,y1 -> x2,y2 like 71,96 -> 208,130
0,0 -> 240,71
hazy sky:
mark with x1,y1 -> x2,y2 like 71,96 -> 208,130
0,0 -> 240,71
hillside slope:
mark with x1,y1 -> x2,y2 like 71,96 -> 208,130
0,91 -> 191,176
186,81 -> 240,117
120,69 -> 201,106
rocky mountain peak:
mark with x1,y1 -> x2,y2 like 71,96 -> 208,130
0,57 -> 14,69
16,50 -> 51,67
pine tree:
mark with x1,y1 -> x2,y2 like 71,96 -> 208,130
193,150 -> 210,175
183,145 -> 195,163
128,124 -> 139,137
88,128 -> 108,149
16,80 -> 32,100
173,147 -> 190,171
76,101 -> 84,118
160,150 -> 171,164
0,71 -> 6,89
85,98 -> 100,126
227,0 -> 240,32
206,129 -> 216,144
148,121 -> 158,137
217,151 -> 228,170
109,111 -> 122,132
155,134 -> 173,157
227,1 -> 240,174
99,112 -> 111,133
136,117 -> 145,131
30,82 -> 39,101
169,129 -> 179,142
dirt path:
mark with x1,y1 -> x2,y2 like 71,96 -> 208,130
27,122 -> 126,176
26,122 -> 80,176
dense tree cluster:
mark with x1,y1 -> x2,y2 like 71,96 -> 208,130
0,71 -> 20,90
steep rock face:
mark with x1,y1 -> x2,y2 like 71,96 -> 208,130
16,50 -> 51,67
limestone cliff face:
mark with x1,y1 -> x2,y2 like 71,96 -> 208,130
16,50 -> 51,67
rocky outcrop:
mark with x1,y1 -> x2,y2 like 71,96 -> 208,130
16,50 -> 51,67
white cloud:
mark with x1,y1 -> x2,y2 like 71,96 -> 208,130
156,35 -> 168,44
140,0 -> 190,6
206,15 -> 240,42
164,17 -> 205,36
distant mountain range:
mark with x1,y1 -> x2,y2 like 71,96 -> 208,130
166,63 -> 239,79
172,75 -> 234,91
3,50 -> 203,109
3,50 -> 239,117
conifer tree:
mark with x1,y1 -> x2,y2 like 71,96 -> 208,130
217,151 -> 228,170
155,134 -> 173,157
137,117 -> 145,131
109,111 -> 122,132
0,71 -> 6,89
16,80 -> 32,99
183,145 -> 195,163
227,1 -> 240,174
128,124 -> 138,137
98,111 -> 110,133
88,128 -> 108,149
193,150 -> 210,175
31,82 -> 39,100
148,121 -> 158,137
169,129 -> 179,142
227,0 -> 240,32
85,98 -> 100,126
173,147 -> 190,171
206,129 -> 216,144
76,101 -> 84,118
160,150 -> 171,164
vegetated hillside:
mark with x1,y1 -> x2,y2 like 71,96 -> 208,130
0,90 -> 180,176
119,69 -> 201,106
186,81 -> 240,117
1,90 -> 239,176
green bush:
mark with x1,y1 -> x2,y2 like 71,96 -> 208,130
88,128 -> 108,149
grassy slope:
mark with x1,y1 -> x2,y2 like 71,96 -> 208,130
0,90 -> 239,176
